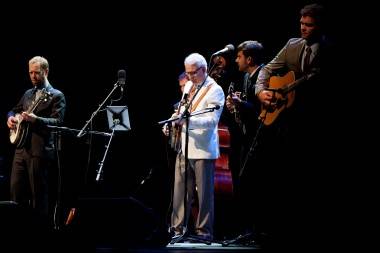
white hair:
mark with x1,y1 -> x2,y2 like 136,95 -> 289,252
184,53 -> 207,71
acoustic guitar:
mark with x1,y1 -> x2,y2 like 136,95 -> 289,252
259,71 -> 311,125
9,88 -> 51,148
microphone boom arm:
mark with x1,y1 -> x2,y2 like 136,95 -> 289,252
77,83 -> 120,138
158,106 -> 220,125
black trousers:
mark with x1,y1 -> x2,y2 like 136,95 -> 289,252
10,148 -> 56,227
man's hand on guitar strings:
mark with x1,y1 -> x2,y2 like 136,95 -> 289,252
21,112 -> 37,123
258,90 -> 275,107
226,92 -> 241,113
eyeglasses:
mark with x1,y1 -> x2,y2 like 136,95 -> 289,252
185,66 -> 202,76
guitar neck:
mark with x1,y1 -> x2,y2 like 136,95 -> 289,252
27,99 -> 42,114
27,89 -> 49,114
283,72 -> 315,94
228,82 -> 235,96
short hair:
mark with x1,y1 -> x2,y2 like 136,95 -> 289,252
184,53 -> 207,71
178,71 -> 187,81
29,56 -> 49,71
300,3 -> 325,27
237,40 -> 264,65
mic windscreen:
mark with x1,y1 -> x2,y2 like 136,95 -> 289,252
180,82 -> 192,102
183,82 -> 192,95
118,69 -> 126,85
225,44 -> 235,51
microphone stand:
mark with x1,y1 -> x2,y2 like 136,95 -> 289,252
157,106 -> 220,126
50,127 -> 63,230
95,127 -> 115,182
239,119 -> 264,178
239,87 -> 279,178
75,80 -> 124,183
46,125 -> 111,230
240,72 -> 317,177
225,89 -> 280,247
77,82 -> 121,138
47,125 -> 112,137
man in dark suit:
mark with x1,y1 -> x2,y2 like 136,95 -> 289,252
254,3 -> 333,248
228,40 -> 265,162
225,40 -> 265,240
256,3 -> 328,111
6,56 -> 66,229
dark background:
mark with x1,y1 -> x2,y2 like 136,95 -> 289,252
0,0 -> 353,241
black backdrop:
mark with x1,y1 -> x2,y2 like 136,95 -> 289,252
0,0 -> 349,238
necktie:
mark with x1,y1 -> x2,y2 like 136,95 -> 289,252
303,47 -> 312,73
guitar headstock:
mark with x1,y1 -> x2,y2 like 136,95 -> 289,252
36,88 -> 52,103
228,82 -> 235,95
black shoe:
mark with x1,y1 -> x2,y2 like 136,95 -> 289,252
222,231 -> 254,246
188,234 -> 213,245
170,233 -> 184,244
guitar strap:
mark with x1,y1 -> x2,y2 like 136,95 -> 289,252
190,82 -> 214,113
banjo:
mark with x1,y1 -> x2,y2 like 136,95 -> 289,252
9,88 -> 51,148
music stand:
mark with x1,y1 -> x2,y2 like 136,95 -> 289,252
96,106 -> 131,182
106,106 -> 131,131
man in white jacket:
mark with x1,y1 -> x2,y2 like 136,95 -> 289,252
170,53 -> 225,242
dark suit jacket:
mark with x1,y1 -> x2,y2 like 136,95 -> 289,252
238,65 -> 263,139
8,84 -> 66,157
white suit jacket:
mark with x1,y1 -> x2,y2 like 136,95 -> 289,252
180,76 -> 225,159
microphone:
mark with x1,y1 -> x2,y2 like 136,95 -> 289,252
212,44 -> 235,56
118,69 -> 126,86
180,82 -> 192,106
203,104 -> 221,112
117,69 -> 126,93
206,105 -> 220,110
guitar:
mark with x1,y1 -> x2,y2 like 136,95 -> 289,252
9,88 -> 51,148
259,71 -> 311,125
168,100 -> 183,152
169,121 -> 182,152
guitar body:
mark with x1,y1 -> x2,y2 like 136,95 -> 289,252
169,123 -> 182,152
260,71 -> 296,125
